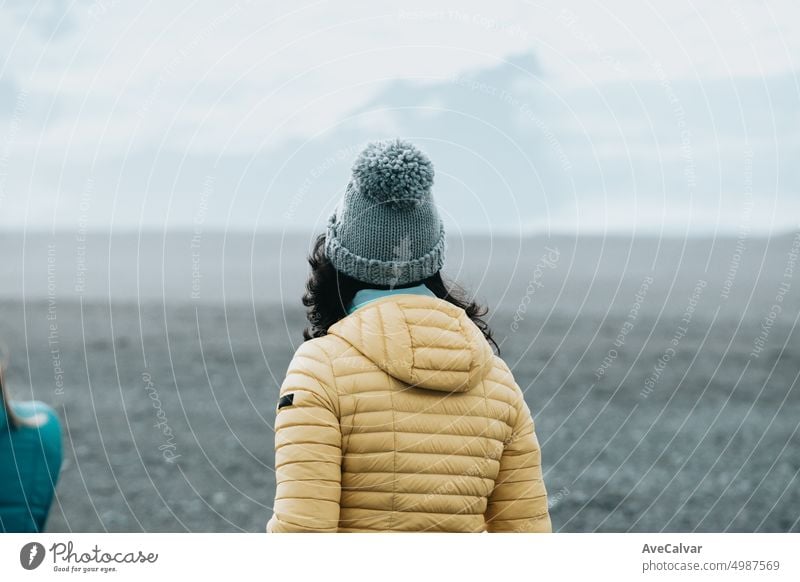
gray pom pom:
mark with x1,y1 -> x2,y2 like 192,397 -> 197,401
351,139 -> 434,209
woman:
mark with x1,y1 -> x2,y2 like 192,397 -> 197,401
267,139 -> 550,533
0,360 -> 62,532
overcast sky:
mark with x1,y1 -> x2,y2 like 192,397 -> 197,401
1,0 -> 799,235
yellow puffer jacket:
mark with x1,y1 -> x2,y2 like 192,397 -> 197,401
267,294 -> 551,532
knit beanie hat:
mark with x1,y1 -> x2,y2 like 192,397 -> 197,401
325,139 -> 446,287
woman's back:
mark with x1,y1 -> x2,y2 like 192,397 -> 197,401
268,294 -> 550,532
267,138 -> 550,532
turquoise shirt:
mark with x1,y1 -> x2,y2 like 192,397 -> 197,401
0,400 -> 62,532
346,284 -> 436,315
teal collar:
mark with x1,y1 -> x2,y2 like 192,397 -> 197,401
346,284 -> 436,315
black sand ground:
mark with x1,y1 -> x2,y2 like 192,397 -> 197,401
1,232 -> 798,531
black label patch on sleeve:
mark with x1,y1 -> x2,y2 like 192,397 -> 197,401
277,393 -> 295,410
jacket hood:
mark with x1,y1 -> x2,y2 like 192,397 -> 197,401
328,294 -> 495,393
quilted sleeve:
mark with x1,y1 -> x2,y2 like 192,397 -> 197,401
485,381 -> 551,533
266,340 -> 342,533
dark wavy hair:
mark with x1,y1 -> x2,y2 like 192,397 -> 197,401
302,234 -> 498,353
